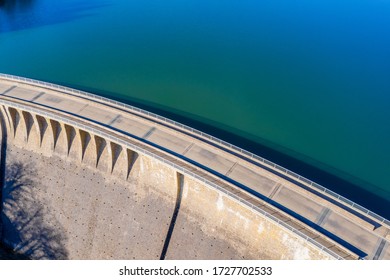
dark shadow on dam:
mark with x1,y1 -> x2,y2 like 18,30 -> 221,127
160,173 -> 184,260
0,244 -> 29,259
55,81 -> 390,220
0,160 -> 68,259
0,108 -> 24,259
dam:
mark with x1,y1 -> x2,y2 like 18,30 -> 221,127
0,74 -> 389,260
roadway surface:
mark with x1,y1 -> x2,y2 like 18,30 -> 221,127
0,77 -> 389,260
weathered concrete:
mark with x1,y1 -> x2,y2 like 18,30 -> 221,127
0,142 -> 334,260
1,145 -> 176,259
0,74 -> 389,260
166,176 -> 330,260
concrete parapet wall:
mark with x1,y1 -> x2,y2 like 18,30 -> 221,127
0,103 -> 334,260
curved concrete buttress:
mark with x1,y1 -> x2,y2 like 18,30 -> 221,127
79,129 -> 96,168
125,149 -> 138,181
109,142 -> 131,180
7,107 -> 25,143
50,120 -> 67,156
37,116 -> 55,157
0,106 -> 12,137
66,125 -> 83,162
21,111 -> 40,151
32,114 -> 47,148
94,135 -> 110,173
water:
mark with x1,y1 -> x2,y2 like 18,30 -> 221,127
1,0 -> 389,217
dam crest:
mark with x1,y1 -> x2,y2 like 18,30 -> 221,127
0,74 -> 389,260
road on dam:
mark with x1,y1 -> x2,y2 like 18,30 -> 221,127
0,74 -> 389,260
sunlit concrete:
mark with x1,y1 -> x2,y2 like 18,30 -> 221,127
0,75 -> 389,260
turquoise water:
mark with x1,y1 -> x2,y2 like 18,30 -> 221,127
1,0 -> 389,216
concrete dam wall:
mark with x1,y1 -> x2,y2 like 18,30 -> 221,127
0,74 -> 389,260
0,105 -> 328,260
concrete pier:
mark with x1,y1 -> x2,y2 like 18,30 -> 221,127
0,74 -> 389,260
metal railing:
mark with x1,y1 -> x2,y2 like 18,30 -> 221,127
1,73 -> 389,228
0,97 -> 344,260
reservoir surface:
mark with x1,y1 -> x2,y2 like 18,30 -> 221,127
0,0 -> 389,217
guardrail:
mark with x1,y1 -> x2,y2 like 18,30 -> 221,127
0,97 -> 345,260
1,73 -> 389,228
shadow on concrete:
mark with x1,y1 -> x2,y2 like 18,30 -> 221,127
0,243 -> 29,259
0,112 -> 7,213
1,160 -> 68,259
0,109 -> 26,259
160,173 -> 183,260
